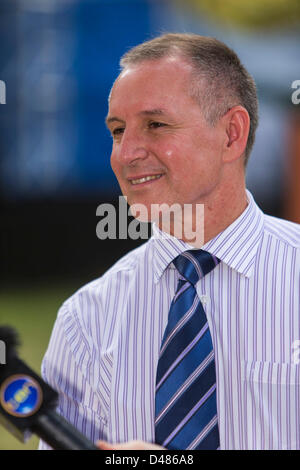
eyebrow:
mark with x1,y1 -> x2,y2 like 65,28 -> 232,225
105,108 -> 168,127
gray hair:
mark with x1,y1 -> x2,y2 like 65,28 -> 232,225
120,33 -> 258,166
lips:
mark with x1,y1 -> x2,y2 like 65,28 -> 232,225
128,174 -> 163,185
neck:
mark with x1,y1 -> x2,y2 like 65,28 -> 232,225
158,179 -> 248,248
200,186 -> 248,246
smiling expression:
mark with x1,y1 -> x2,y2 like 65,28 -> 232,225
106,56 -> 226,220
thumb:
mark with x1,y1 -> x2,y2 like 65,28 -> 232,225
96,440 -> 115,450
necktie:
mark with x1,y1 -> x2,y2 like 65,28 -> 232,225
155,250 -> 220,450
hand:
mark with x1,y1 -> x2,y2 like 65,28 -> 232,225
97,439 -> 165,450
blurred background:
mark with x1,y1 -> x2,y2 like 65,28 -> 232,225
0,0 -> 299,449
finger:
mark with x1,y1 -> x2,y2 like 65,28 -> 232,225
96,439 -> 164,450
96,440 -> 115,450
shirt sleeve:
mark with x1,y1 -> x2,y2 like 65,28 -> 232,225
38,302 -> 108,450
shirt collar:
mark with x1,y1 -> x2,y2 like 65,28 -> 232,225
152,190 -> 264,282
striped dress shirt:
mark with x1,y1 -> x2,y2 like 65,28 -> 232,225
39,191 -> 300,450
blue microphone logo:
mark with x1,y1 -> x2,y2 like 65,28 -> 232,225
0,375 -> 42,417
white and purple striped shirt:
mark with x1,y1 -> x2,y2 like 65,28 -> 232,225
39,191 -> 300,450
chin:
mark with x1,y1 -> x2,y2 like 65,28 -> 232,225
128,200 -> 154,223
129,199 -> 185,228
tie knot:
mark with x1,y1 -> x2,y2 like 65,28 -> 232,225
172,250 -> 220,285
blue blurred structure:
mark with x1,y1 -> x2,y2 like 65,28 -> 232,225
0,0 -> 153,200
1,0 -> 299,210
0,0 -> 299,285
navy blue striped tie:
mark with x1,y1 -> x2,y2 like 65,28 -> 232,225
155,250 -> 220,450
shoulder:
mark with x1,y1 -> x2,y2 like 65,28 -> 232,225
58,240 -> 153,330
46,240 -> 154,370
263,214 -> 300,249
79,238 -> 153,297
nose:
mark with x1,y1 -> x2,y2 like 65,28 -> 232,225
115,128 -> 149,166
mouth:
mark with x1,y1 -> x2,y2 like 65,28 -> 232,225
128,174 -> 164,186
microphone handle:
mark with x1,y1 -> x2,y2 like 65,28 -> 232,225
31,410 -> 98,450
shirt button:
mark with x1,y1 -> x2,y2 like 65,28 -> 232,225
200,295 -> 209,305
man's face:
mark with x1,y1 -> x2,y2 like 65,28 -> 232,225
106,56 -> 226,219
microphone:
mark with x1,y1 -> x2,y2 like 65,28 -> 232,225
0,326 -> 98,450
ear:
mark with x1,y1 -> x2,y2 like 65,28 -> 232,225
221,105 -> 250,164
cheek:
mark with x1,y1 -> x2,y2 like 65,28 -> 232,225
161,147 -> 183,183
165,149 -> 173,158
161,139 -> 199,167
110,150 -> 120,177
158,141 -> 189,169
159,144 -> 195,186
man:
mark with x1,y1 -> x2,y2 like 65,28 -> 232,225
39,34 -> 300,450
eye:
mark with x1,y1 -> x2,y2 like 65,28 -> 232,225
111,127 -> 125,137
148,121 -> 166,129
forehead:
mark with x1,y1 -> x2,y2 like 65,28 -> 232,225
108,57 -> 195,115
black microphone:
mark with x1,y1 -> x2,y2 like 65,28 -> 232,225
0,326 -> 98,450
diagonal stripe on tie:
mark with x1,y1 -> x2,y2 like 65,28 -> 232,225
156,322 -> 209,391
155,249 -> 220,450
187,415 -> 219,450
156,327 -> 217,412
158,294 -> 200,358
162,383 -> 217,447
155,350 -> 214,425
